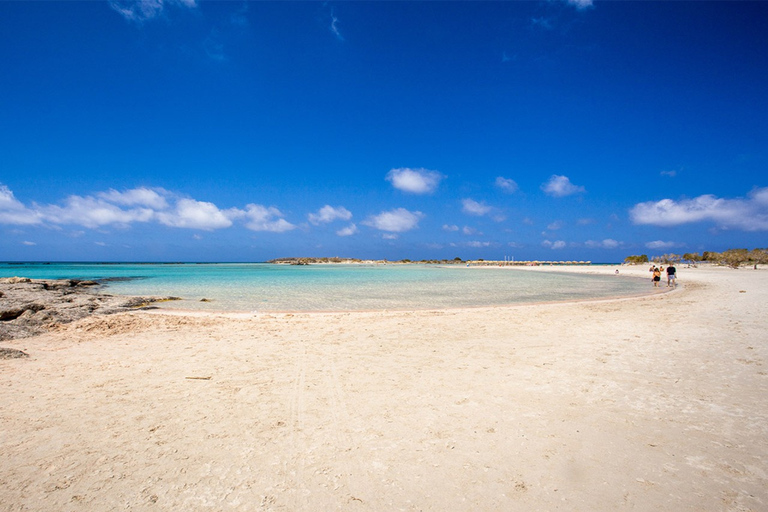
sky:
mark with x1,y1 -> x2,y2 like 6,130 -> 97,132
1,0 -> 767,262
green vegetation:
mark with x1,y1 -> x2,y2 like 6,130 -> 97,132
626,248 -> 768,268
623,254 -> 649,264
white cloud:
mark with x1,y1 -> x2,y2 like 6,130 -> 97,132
157,198 -> 236,230
442,224 -> 459,232
0,185 -> 42,225
336,224 -> 358,236
329,7 -> 344,41
0,184 -> 302,234
541,175 -> 586,197
462,198 -> 492,216
308,205 -> 352,225
547,220 -> 563,231
629,188 -> 768,231
646,240 -> 677,250
242,204 -> 296,232
98,187 -> 169,209
462,226 -> 480,235
363,208 -> 423,232
495,177 -> 519,193
382,233 -> 399,240
542,240 -> 567,250
585,239 -> 620,249
566,0 -> 593,10
22,241 -> 36,246
42,195 -> 156,228
466,241 -> 492,248
386,168 -> 444,194
109,0 -> 196,23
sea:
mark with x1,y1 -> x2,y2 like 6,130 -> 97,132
0,262 -> 647,312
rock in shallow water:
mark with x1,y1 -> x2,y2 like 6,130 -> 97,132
0,278 -> 176,341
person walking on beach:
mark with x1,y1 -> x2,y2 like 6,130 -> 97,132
652,266 -> 661,287
667,264 -> 677,287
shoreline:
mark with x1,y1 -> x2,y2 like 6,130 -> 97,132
1,264 -> 656,320
1,265 -> 766,510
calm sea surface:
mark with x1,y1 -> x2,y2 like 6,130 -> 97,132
0,262 -> 646,312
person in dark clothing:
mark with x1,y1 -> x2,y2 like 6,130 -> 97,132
666,265 -> 677,288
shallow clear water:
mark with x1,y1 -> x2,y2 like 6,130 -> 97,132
1,262 -> 646,312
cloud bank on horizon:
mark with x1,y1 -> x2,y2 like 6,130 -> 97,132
3,179 -> 767,255
1,1 -> 766,261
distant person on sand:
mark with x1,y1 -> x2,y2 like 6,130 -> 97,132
667,264 -> 677,287
652,266 -> 661,287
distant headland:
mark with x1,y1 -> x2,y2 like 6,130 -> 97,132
267,257 -> 591,266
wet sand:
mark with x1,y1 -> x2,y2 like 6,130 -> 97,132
1,265 -> 766,511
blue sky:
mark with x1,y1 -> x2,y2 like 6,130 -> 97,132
1,0 -> 766,262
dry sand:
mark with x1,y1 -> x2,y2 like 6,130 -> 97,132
1,265 -> 766,511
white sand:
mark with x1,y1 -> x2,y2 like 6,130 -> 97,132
1,265 -> 766,511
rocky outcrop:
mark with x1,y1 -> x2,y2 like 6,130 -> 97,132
0,277 -> 177,342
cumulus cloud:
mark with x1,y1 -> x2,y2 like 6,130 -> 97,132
0,184 -> 300,234
629,188 -> 768,231
646,240 -> 678,250
242,204 -> 296,232
585,239 -> 620,249
547,220 -> 563,231
98,187 -> 169,209
0,185 -> 42,225
363,208 -> 423,232
461,198 -> 493,216
495,177 -> 519,193
541,175 -> 585,197
466,241 -> 492,248
109,0 -> 196,23
442,224 -> 459,232
336,224 -> 358,237
157,198 -> 236,230
41,194 -> 156,228
386,168 -> 444,194
542,240 -> 567,250
308,205 -> 352,225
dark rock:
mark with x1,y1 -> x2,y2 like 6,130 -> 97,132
0,347 -> 29,359
0,278 -> 177,341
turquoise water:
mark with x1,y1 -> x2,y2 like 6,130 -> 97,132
0,262 -> 646,312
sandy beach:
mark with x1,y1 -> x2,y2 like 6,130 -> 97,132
1,265 -> 766,511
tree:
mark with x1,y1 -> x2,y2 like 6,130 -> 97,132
623,254 -> 649,264
720,248 -> 749,268
748,248 -> 768,268
659,253 -> 682,264
682,252 -> 701,264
